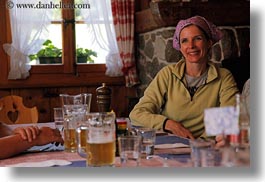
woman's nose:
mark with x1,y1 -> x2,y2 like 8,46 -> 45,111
188,40 -> 195,48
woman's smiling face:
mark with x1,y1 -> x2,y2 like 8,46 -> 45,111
179,25 -> 212,64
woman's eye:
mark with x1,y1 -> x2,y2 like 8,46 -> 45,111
181,38 -> 188,44
195,36 -> 203,40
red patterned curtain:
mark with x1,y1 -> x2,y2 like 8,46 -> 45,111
111,0 -> 140,87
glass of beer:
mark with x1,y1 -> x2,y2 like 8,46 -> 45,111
60,93 -> 89,152
77,112 -> 116,167
76,124 -> 89,155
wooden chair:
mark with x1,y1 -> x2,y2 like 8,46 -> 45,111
0,95 -> 38,124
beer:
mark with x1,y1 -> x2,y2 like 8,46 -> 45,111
64,129 -> 77,152
76,112 -> 116,167
80,127 -> 87,150
86,141 -> 115,167
76,125 -> 88,158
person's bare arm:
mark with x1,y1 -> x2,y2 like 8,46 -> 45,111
13,126 -> 40,142
164,119 -> 195,139
1,122 -> 40,142
0,122 -> 12,137
0,134 -> 35,159
0,126 -> 63,159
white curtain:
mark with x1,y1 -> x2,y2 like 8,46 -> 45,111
80,0 -> 123,77
3,0 -> 52,79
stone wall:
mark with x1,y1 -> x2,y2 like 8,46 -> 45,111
135,26 -> 250,97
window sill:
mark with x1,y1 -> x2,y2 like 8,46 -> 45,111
0,61 -> 126,89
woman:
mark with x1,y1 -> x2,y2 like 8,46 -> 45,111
0,122 -> 63,159
129,16 -> 239,145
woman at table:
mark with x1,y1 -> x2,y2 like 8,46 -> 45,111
129,15 -> 239,146
0,122 -> 63,159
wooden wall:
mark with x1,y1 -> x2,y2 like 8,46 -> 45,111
0,85 -> 136,123
0,0 -> 249,123
135,0 -> 250,33
0,0 -> 137,123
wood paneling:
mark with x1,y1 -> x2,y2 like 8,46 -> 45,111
0,1 -> 9,84
136,1 -> 250,33
0,0 -> 138,122
0,85 -> 137,123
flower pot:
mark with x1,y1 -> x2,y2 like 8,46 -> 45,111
77,56 -> 87,63
39,57 -> 62,64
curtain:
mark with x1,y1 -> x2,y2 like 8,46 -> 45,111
111,0 -> 139,87
3,0 -> 52,79
81,0 -> 123,77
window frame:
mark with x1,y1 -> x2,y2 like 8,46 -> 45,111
0,0 -> 125,89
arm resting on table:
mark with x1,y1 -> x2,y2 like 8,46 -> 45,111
0,127 -> 63,159
0,134 -> 37,159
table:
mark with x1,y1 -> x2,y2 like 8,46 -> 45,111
0,136 -> 192,167
2,123 -> 249,167
154,135 -> 191,163
0,123 -> 192,167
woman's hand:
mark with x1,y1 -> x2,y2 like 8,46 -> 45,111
164,119 -> 194,139
215,134 -> 226,148
13,126 -> 40,142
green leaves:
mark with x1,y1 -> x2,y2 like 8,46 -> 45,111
37,39 -> 62,58
76,47 -> 97,63
29,39 -> 61,61
29,40 -> 97,64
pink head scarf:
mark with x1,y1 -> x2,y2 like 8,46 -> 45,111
173,15 -> 223,50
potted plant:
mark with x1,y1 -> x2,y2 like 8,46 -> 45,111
29,39 -> 62,64
29,40 -> 97,64
76,47 -> 97,63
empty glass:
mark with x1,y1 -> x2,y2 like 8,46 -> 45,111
136,128 -> 156,159
53,107 -> 64,135
189,139 -> 215,167
118,135 -> 142,167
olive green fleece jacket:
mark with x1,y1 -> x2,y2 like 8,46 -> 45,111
129,59 -> 239,138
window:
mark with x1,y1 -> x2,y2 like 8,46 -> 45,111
0,0 -> 124,88
30,0 -> 108,65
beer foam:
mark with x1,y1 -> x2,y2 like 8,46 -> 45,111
88,136 -> 114,144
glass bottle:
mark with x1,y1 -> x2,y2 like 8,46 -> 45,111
221,94 -> 250,167
236,94 -> 250,147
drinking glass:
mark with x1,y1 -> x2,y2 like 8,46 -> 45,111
118,135 -> 142,167
82,93 -> 92,113
77,112 -> 116,167
189,139 -> 215,167
136,128 -> 156,159
53,107 -> 64,134
200,148 -> 222,167
60,93 -> 89,152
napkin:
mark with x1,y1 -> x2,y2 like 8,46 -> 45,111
26,142 -> 64,153
155,143 -> 189,149
6,159 -> 72,167
204,106 -> 239,136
